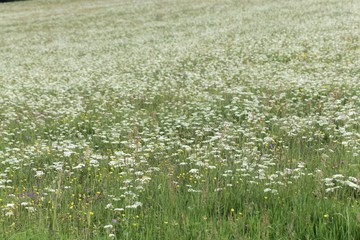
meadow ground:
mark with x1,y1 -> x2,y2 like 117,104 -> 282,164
0,0 -> 359,239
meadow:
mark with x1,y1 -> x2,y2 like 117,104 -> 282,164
0,0 -> 359,239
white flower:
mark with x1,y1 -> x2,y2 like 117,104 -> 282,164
344,180 -> 360,190
189,169 -> 199,174
125,202 -> 142,209
271,189 -> 278,194
89,160 -> 99,167
64,151 -> 73,157
297,162 -> 305,168
348,176 -> 358,183
264,188 -> 272,193
25,207 -> 36,212
104,224 -> 113,229
325,186 -> 341,192
188,189 -> 202,193
263,137 -> 274,143
35,171 -> 45,177
332,174 -> 344,179
7,203 -> 15,208
5,211 -> 14,217
73,163 -> 85,169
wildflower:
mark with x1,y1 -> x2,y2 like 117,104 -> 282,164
25,207 -> 36,212
35,171 -> 45,177
6,203 -> 15,208
344,180 -> 360,190
189,169 -> 199,174
348,176 -> 358,183
332,174 -> 344,179
125,202 -> 142,209
188,189 -> 202,193
271,189 -> 278,194
264,188 -> 272,193
325,186 -> 341,192
5,211 -> 14,217
63,151 -> 73,157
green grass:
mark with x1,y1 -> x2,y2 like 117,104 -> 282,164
0,0 -> 359,239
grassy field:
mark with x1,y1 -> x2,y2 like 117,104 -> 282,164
0,0 -> 359,239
